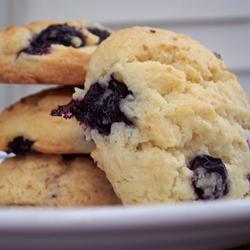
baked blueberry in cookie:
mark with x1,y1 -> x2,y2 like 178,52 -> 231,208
20,24 -> 85,56
189,155 -> 228,200
87,27 -> 111,44
54,27 -> 250,204
19,23 -> 111,56
7,136 -> 34,155
52,76 -> 133,135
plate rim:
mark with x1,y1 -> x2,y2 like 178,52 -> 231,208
0,199 -> 249,231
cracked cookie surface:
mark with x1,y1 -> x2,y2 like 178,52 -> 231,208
0,20 -> 111,85
65,27 -> 250,204
0,154 -> 120,206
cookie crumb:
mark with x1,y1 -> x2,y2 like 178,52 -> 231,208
214,52 -> 222,60
50,193 -> 58,199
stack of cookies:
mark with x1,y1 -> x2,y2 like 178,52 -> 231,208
0,20 -> 120,206
0,21 -> 249,207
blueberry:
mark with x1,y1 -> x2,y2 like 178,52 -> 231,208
20,24 -> 85,55
87,27 -> 111,43
7,136 -> 34,155
51,76 -> 133,135
188,154 -> 229,200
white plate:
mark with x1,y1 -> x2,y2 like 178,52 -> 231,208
0,199 -> 250,250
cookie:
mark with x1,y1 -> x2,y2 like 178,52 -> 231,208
54,27 -> 250,204
0,87 -> 95,154
0,20 -> 111,85
0,153 -> 120,206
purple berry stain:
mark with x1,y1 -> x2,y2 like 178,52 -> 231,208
189,154 -> 229,200
51,76 -> 133,135
20,24 -> 85,55
7,136 -> 34,155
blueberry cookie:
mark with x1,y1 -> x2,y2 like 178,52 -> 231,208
54,27 -> 250,204
0,87 -> 94,154
0,20 -> 111,85
0,153 -> 120,206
